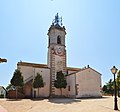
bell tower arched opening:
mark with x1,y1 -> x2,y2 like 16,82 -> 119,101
57,35 -> 61,44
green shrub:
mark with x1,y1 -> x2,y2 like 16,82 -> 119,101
0,94 -> 4,98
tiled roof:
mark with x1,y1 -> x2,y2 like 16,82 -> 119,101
17,62 -> 49,69
64,67 -> 81,71
66,66 -> 102,76
0,86 -> 6,92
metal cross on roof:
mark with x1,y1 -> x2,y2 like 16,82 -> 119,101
52,13 -> 62,26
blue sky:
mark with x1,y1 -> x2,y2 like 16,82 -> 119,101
0,0 -> 120,87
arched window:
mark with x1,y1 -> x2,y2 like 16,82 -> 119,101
57,35 -> 61,44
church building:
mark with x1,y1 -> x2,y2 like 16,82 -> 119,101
17,14 -> 102,98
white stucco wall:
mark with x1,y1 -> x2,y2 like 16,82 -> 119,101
18,65 -> 50,97
66,74 -> 76,97
67,68 -> 102,98
18,66 -> 33,81
76,68 -> 102,98
18,65 -> 101,98
0,87 -> 6,98
33,68 -> 50,97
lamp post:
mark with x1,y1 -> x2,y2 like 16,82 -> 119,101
111,66 -> 118,110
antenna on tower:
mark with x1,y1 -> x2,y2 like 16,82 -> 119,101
61,17 -> 63,26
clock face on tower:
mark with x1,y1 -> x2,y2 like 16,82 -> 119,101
54,46 -> 64,56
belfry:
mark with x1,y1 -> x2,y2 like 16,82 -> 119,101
47,13 -> 67,96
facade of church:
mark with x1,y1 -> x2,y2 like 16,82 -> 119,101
17,14 -> 102,98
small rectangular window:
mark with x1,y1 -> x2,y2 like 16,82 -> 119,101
44,82 -> 46,86
68,85 -> 70,91
1,90 -> 3,94
76,84 -> 79,95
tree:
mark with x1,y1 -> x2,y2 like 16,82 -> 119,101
6,84 -> 15,91
54,71 -> 67,96
102,85 -> 107,93
117,70 -> 120,97
102,79 -> 114,95
10,69 -> 24,99
33,73 -> 44,97
106,79 -> 114,95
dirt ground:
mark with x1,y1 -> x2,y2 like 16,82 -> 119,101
0,96 -> 120,112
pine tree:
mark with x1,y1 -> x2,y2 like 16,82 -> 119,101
10,69 -> 24,99
33,73 -> 44,97
54,71 -> 67,96
102,79 -> 114,95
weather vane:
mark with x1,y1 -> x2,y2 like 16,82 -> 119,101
52,13 -> 62,26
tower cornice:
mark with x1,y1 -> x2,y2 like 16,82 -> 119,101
48,43 -> 66,48
47,24 -> 66,36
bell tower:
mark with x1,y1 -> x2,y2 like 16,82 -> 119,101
47,13 -> 67,96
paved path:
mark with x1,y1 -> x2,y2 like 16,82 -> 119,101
0,105 -> 8,112
0,96 -> 119,112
